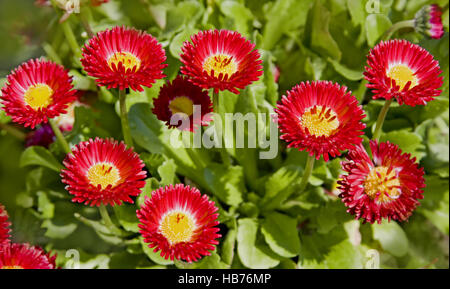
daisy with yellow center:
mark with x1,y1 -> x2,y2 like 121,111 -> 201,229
0,59 -> 77,129
153,76 -> 213,132
338,141 -> 425,224
81,26 -> 167,92
180,30 -> 263,94
275,81 -> 366,162
365,39 -> 442,106
61,138 -> 147,206
137,184 -> 221,263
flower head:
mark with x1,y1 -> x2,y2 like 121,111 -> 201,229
137,184 -> 221,263
364,39 -> 443,106
180,30 -> 263,94
81,26 -> 167,92
152,76 -> 213,132
0,243 -> 57,269
415,4 -> 445,39
338,141 -> 425,224
61,138 -> 147,206
0,59 -> 77,129
275,81 -> 366,161
0,204 -> 11,245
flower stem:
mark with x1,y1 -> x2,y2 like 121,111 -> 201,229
0,123 -> 26,140
49,119 -> 71,154
212,91 -> 231,166
372,98 -> 393,141
61,21 -> 82,59
119,89 -> 134,147
98,205 -> 123,236
382,20 -> 415,41
297,155 -> 315,194
79,9 -> 95,38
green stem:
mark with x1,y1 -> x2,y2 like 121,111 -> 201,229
98,205 -> 123,236
372,98 -> 393,141
382,20 -> 415,41
212,91 -> 231,166
79,9 -> 95,38
297,155 -> 315,194
49,119 -> 71,154
61,21 -> 82,59
0,123 -> 26,140
119,89 -> 134,147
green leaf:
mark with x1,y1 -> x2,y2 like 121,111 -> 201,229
203,164 -> 244,207
365,14 -> 392,47
140,236 -> 173,265
220,1 -> 254,36
113,204 -> 139,233
237,218 -> 280,269
304,0 -> 342,60
261,212 -> 301,258
328,58 -> 364,80
20,146 -> 63,172
157,159 -> 177,186
373,220 -> 409,257
42,219 -> 77,239
261,165 -> 302,211
169,27 -> 199,59
380,130 -> 426,161
37,191 -> 55,219
221,228 -> 237,265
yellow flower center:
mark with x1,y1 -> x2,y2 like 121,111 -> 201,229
159,211 -> 196,245
86,162 -> 121,189
364,166 -> 401,204
300,105 -> 339,137
168,96 -> 194,116
24,83 -> 53,110
203,54 -> 238,77
387,64 -> 418,90
2,265 -> 23,269
107,51 -> 141,71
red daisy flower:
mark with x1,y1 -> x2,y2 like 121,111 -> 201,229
152,76 -> 213,132
338,140 -> 425,224
81,26 -> 167,92
0,59 -> 77,129
61,138 -> 147,206
275,81 -> 366,162
364,39 -> 443,106
0,204 -> 11,245
415,4 -> 445,39
137,184 -> 221,263
180,30 -> 263,94
0,243 -> 57,269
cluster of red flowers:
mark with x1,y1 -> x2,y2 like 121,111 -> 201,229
0,2 -> 446,267
276,39 -> 442,224
0,204 -> 57,269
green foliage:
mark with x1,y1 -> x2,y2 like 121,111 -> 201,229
0,0 -> 448,269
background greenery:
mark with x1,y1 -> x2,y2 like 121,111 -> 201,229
0,0 -> 448,269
